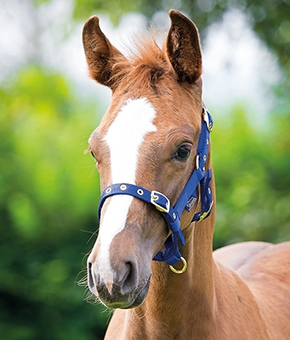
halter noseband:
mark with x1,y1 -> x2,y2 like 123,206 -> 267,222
98,108 -> 213,268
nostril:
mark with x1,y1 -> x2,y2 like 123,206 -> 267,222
124,262 -> 134,284
120,261 -> 137,295
88,262 -> 94,289
87,258 -> 139,299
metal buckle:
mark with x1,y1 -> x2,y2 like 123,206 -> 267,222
198,201 -> 214,221
150,191 -> 170,213
202,109 -> 213,132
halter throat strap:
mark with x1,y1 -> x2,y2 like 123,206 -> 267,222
98,108 -> 213,266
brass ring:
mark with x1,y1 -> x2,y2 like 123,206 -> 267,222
169,257 -> 187,274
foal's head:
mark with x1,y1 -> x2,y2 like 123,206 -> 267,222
84,10 -> 204,309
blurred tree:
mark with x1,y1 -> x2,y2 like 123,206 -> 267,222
73,0 -> 290,75
0,65 -> 109,339
212,103 -> 290,249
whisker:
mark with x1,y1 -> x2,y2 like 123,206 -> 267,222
77,272 -> 88,287
80,229 -> 95,235
87,230 -> 99,244
80,228 -> 99,244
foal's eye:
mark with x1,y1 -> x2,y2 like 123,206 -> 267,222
174,145 -> 191,161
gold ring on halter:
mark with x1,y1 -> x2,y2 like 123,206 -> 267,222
169,257 -> 187,274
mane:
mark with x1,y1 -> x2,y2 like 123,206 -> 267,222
111,33 -> 174,93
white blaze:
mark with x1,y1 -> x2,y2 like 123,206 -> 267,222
98,97 -> 157,281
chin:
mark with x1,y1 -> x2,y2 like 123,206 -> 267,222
99,277 -> 151,310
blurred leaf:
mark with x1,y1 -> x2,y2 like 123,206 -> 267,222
74,0 -> 290,73
212,104 -> 290,249
0,64 -> 108,340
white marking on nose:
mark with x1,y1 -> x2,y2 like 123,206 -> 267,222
97,97 -> 157,285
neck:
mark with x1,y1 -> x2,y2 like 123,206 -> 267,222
128,170 -> 217,339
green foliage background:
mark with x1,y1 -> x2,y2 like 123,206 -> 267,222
1,0 -> 290,339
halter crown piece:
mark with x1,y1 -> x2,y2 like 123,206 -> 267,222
98,108 -> 214,268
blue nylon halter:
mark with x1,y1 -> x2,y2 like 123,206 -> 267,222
98,108 -> 213,266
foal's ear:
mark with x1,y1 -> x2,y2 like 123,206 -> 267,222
166,10 -> 202,84
82,16 -> 127,89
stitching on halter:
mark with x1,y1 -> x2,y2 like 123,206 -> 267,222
97,108 -> 214,266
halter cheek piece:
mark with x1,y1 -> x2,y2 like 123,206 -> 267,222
98,108 -> 213,269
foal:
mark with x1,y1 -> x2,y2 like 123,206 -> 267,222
83,10 -> 290,340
